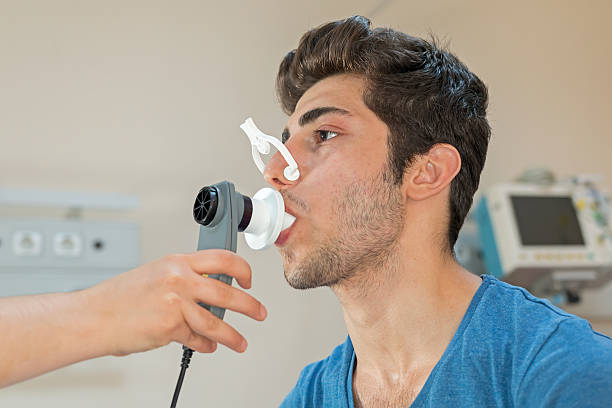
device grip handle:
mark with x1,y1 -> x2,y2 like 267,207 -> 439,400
198,273 -> 233,320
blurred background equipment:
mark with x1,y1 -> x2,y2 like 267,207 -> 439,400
0,188 -> 140,296
455,169 -> 612,306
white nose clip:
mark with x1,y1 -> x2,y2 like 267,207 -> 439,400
240,118 -> 300,181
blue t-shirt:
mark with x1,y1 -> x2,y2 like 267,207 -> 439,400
281,275 -> 612,407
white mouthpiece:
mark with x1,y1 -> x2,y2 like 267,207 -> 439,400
282,213 -> 296,230
244,188 -> 295,250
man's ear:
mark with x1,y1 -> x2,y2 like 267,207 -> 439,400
404,144 -> 461,201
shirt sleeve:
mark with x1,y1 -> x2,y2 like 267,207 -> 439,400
515,319 -> 612,408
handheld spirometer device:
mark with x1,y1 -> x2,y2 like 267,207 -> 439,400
169,118 -> 298,407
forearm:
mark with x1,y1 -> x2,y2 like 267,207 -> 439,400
0,251 -> 266,388
0,290 -> 109,388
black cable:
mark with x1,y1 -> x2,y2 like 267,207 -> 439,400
170,346 -> 194,408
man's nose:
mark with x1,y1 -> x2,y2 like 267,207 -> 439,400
263,144 -> 299,189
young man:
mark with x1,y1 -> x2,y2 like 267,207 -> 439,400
265,16 -> 612,407
2,16 -> 610,406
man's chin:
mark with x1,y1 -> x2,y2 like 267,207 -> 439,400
281,243 -> 345,289
282,262 -> 344,290
282,265 -> 318,290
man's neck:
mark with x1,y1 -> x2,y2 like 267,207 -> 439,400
331,238 -> 482,390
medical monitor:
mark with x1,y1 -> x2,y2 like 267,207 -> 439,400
510,196 -> 585,246
475,183 -> 612,292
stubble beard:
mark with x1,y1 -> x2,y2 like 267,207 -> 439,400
281,165 -> 405,290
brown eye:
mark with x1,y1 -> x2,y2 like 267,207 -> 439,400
281,129 -> 290,144
317,130 -> 338,142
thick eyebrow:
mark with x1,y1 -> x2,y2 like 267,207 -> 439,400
282,106 -> 351,143
298,106 -> 351,126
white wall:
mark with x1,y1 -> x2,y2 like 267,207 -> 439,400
1,0 -> 611,406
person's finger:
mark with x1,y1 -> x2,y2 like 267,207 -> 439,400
181,300 -> 248,353
180,330 -> 218,354
185,250 -> 252,289
187,274 -> 267,321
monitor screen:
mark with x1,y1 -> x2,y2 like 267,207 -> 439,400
510,196 -> 585,246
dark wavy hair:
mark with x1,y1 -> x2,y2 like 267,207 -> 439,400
276,16 -> 491,252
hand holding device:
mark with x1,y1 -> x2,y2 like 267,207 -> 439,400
170,118 -> 297,407
85,249 -> 266,357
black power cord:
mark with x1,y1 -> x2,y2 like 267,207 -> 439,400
170,346 -> 194,408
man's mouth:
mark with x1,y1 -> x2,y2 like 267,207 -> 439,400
276,196 -> 301,247
275,218 -> 296,247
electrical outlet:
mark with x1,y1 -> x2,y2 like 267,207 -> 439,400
53,232 -> 83,257
0,219 -> 139,297
13,231 -> 43,256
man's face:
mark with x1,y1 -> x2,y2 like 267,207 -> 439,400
264,74 -> 406,289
